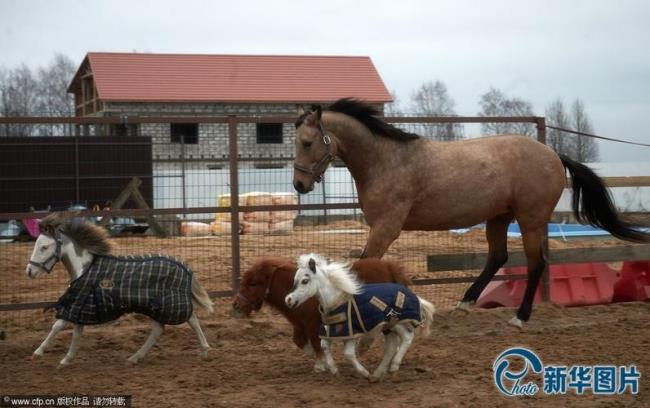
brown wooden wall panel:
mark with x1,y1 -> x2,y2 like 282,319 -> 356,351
0,136 -> 152,213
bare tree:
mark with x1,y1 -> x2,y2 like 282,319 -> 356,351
410,80 -> 464,141
570,99 -> 599,162
36,53 -> 75,116
478,87 -> 535,137
546,98 -> 572,155
0,54 -> 76,136
36,54 -> 76,135
0,64 -> 38,136
545,97 -> 599,162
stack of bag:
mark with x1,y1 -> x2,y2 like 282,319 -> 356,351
210,192 -> 298,235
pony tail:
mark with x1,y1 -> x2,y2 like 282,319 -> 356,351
191,275 -> 214,314
560,155 -> 650,243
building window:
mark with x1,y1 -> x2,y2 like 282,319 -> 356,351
110,124 -> 138,137
171,123 -> 199,144
256,123 -> 283,144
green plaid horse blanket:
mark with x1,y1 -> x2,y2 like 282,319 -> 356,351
53,255 -> 194,325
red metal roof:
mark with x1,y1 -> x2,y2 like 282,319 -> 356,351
70,52 -> 392,103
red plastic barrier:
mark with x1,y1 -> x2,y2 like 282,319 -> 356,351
612,261 -> 650,302
476,263 -> 620,308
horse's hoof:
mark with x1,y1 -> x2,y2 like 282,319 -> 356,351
508,317 -> 524,330
369,373 -> 384,382
31,352 -> 42,361
200,348 -> 211,361
314,363 -> 327,373
126,356 -> 139,365
56,362 -> 69,370
353,370 -> 370,379
455,301 -> 472,313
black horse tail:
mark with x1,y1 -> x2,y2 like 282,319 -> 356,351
560,155 -> 650,243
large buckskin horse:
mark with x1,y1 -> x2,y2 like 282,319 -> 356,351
292,98 -> 649,328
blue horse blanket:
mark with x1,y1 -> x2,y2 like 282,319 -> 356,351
319,283 -> 421,339
53,255 -> 194,325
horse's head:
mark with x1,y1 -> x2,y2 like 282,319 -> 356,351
232,259 -> 284,317
26,223 -> 64,278
26,213 -> 112,279
285,253 -> 326,309
293,105 -> 337,194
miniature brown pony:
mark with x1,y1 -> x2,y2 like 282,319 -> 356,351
232,257 -> 411,371
292,98 -> 650,328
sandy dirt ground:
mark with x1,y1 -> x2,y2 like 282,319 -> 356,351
1,300 -> 649,408
2,224 -> 648,407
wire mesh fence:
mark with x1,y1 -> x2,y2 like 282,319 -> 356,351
2,114 -> 644,330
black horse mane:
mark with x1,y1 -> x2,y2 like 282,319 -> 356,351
295,98 -> 419,143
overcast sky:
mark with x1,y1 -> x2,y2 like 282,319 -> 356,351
1,0 -> 649,162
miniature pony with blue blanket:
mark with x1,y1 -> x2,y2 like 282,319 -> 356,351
285,254 -> 435,380
26,213 -> 213,368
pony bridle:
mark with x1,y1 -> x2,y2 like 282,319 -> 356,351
29,231 -> 63,274
293,123 -> 336,183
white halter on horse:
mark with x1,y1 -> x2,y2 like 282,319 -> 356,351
285,253 -> 435,380
26,214 -> 213,368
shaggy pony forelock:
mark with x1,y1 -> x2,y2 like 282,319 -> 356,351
39,213 -> 113,255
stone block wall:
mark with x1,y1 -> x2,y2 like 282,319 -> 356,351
103,102 -> 300,168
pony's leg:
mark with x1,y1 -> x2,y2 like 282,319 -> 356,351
510,226 -> 546,329
127,320 -> 164,365
187,314 -> 211,360
457,215 -> 511,312
389,324 -> 415,373
292,327 -> 309,354
32,319 -> 69,359
307,328 -> 327,372
342,339 -> 369,378
293,325 -> 323,370
320,338 -> 338,375
371,332 -> 399,381
357,332 -> 376,355
58,324 -> 83,368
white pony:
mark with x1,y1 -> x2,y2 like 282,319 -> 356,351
285,253 -> 435,380
26,213 -> 213,368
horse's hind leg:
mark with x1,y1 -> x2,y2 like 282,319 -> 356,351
32,319 -> 69,359
510,226 -> 546,329
370,332 -> 399,381
187,313 -> 211,360
388,324 -> 414,373
128,320 -> 163,365
457,214 -> 512,311
343,339 -> 369,378
58,324 -> 84,369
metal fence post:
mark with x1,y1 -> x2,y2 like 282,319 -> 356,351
74,132 -> 80,204
180,132 -> 187,218
228,116 -> 241,293
536,117 -> 551,302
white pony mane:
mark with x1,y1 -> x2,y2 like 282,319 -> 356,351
297,253 -> 362,295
